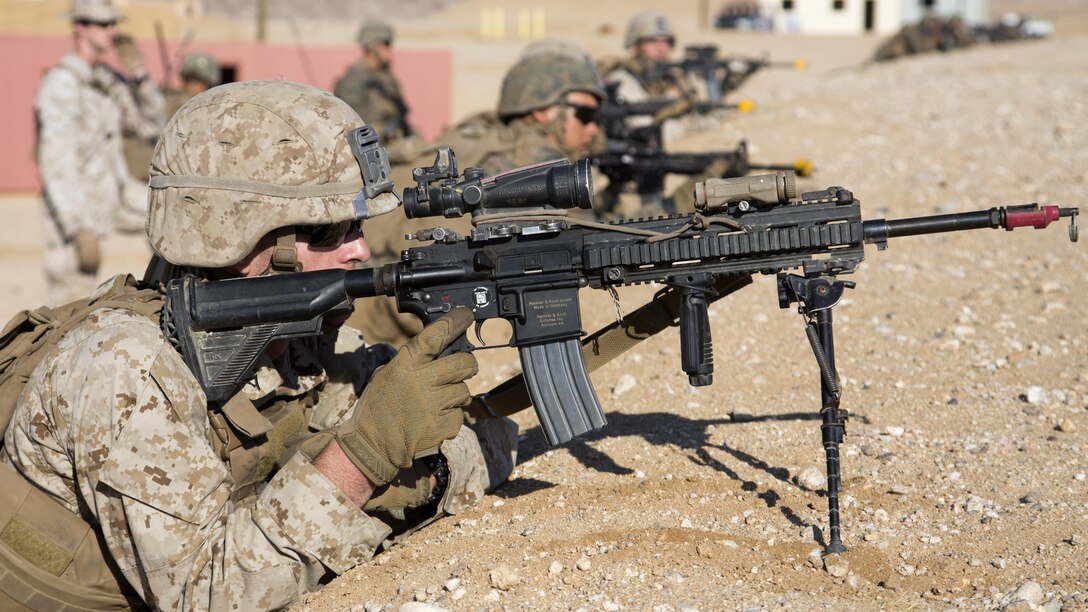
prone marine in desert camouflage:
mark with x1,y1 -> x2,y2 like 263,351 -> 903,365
1,80 -> 517,611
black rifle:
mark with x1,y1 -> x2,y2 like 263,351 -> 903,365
599,95 -> 746,142
598,80 -> 751,149
657,45 -> 806,103
163,145 -> 1078,553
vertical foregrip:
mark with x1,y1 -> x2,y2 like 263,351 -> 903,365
680,287 -> 714,386
520,339 -> 606,446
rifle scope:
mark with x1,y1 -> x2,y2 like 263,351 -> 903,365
694,172 -> 797,210
403,157 -> 594,219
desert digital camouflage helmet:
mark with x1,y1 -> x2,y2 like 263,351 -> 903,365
497,50 -> 605,121
147,80 -> 399,269
625,10 -> 675,48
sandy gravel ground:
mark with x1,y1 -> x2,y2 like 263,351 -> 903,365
0,2 -> 1085,610
298,16 -> 1088,612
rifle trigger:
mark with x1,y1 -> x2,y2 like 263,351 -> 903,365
473,320 -> 488,347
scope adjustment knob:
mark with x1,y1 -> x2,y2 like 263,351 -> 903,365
462,184 -> 484,206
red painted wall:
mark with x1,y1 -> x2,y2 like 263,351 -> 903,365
0,34 -> 450,193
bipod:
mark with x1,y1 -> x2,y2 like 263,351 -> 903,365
777,273 -> 854,555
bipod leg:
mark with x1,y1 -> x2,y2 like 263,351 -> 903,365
810,307 -> 847,554
778,274 -> 854,555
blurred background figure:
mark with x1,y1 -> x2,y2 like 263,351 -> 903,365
334,19 -> 413,145
165,51 -> 222,117
600,11 -> 692,105
34,0 -> 162,305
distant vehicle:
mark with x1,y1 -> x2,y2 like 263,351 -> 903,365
714,1 -> 774,31
1020,19 -> 1054,38
973,13 -> 1053,43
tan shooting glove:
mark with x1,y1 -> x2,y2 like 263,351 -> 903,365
73,229 -> 100,274
363,459 -> 434,512
335,307 -> 477,487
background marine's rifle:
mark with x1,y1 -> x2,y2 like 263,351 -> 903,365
599,93 -> 752,140
163,145 -> 1078,553
595,87 -> 807,215
657,45 -> 806,103
593,138 -> 812,214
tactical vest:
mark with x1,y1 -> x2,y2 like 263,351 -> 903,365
0,275 -> 315,610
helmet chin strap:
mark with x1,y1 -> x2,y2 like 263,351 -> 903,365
268,226 -> 303,274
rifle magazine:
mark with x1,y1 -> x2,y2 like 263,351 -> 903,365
520,339 -> 605,446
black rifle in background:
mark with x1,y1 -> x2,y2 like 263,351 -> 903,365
595,82 -> 807,215
163,145 -> 1079,554
656,44 -> 806,103
593,137 -> 812,214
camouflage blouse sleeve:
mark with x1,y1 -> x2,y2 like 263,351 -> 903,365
10,310 -> 391,610
33,68 -> 91,238
95,64 -> 166,142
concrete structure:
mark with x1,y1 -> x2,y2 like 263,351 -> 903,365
766,0 -> 988,35
0,34 -> 450,193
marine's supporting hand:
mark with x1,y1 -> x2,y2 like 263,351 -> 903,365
335,308 -> 478,487
113,33 -> 147,77
73,229 -> 100,275
363,459 -> 435,512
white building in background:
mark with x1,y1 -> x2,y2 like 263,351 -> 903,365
760,0 -> 988,35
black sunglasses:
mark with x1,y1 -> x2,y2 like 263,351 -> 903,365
561,101 -> 599,125
297,220 -> 361,248
76,19 -> 117,28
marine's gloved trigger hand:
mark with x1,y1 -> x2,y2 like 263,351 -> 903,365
335,307 -> 477,487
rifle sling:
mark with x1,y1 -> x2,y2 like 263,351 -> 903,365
466,274 -> 752,419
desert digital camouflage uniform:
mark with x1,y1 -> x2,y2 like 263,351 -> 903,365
603,55 -> 691,106
35,50 -> 153,305
601,12 -> 691,121
116,79 -> 167,182
3,297 -> 512,609
3,80 -> 518,611
599,12 -> 695,142
103,31 -> 169,183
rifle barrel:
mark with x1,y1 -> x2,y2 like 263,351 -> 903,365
863,205 -> 1078,243
863,210 -> 996,241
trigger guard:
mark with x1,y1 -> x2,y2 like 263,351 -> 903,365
473,321 -> 487,347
